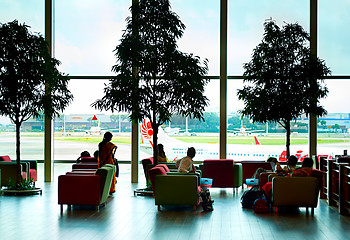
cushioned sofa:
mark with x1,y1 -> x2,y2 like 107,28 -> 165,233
272,176 -> 320,215
58,164 -> 115,211
148,165 -> 200,211
201,159 -> 242,190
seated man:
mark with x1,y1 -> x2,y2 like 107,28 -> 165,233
276,155 -> 298,174
176,147 -> 197,173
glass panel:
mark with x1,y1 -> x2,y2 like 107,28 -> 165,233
0,0 -> 43,33
228,0 -> 309,75
172,1 -> 219,76
55,0 -> 130,75
229,79 -> 311,161
54,79 -> 132,161
139,80 -> 220,162
317,80 -> 350,157
319,1 -> 350,75
0,0 -> 44,161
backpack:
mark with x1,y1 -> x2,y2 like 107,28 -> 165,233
240,186 -> 265,208
253,197 -> 270,213
199,189 -> 214,211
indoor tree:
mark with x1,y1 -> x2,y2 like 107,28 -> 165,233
92,0 -> 209,165
0,20 -> 73,184
237,21 -> 330,158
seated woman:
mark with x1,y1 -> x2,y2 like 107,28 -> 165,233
98,132 -> 118,194
157,144 -> 168,162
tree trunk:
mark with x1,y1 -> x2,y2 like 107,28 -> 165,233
285,121 -> 291,159
15,121 -> 21,184
152,122 -> 159,167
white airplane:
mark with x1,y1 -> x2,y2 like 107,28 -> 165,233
228,120 -> 265,136
85,126 -> 103,135
140,119 -> 337,162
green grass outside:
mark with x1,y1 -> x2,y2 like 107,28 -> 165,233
55,137 -> 132,145
13,134 -> 350,145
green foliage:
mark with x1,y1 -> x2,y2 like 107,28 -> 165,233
5,177 -> 35,191
92,0 -> 209,164
237,21 -> 330,157
0,20 -> 73,179
146,179 -> 153,191
0,20 -> 73,123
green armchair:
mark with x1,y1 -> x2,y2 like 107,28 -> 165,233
155,173 -> 200,211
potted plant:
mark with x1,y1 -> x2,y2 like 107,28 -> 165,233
92,0 -> 209,166
237,21 -> 330,158
0,20 -> 73,191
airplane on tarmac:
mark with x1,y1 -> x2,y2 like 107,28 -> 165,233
140,119 -> 335,162
228,120 -> 265,136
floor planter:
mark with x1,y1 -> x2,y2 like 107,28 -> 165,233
1,187 -> 42,196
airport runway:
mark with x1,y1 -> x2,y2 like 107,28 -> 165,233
0,132 -> 149,161
1,132 -> 349,161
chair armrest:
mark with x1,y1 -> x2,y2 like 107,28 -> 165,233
233,163 -> 243,188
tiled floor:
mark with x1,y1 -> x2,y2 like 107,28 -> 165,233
1,163 -> 350,240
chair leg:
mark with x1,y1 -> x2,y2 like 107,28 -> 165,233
60,204 -> 63,213
306,207 -> 309,215
157,205 -> 161,211
311,208 -> 314,216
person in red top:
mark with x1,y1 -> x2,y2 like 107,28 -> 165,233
287,157 -> 313,177
98,132 -> 118,193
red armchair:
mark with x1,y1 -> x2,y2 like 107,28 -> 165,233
202,159 -> 242,190
58,165 -> 114,212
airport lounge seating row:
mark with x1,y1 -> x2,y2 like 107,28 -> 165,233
143,158 -> 278,191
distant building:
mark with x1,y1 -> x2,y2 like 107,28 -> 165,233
22,114 -> 131,132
